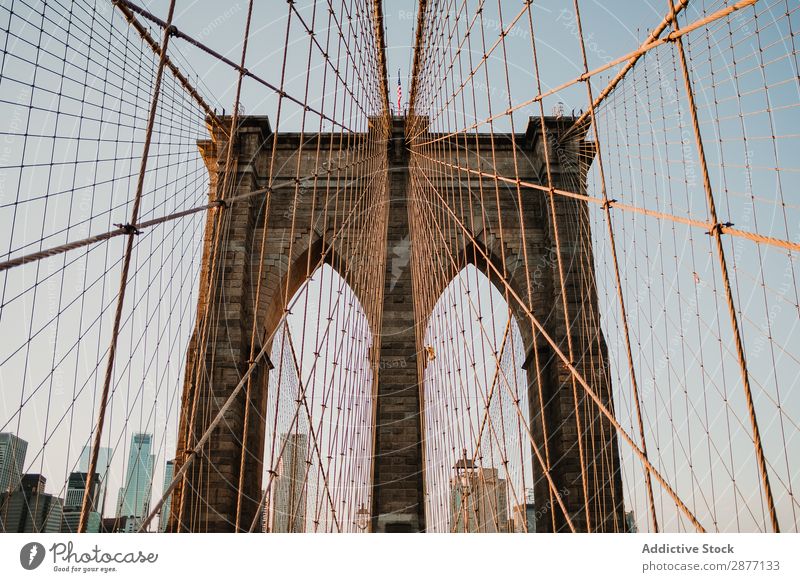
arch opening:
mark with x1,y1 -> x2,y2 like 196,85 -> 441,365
260,263 -> 374,533
422,264 -> 533,532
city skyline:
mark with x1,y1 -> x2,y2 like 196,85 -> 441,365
0,430 -> 170,533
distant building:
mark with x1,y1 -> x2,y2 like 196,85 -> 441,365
60,471 -> 101,533
625,510 -> 638,533
101,515 -> 131,533
272,433 -> 308,533
158,459 -> 175,532
0,432 -> 28,495
449,452 -> 511,533
512,488 -> 536,533
79,445 -> 111,517
115,433 -> 154,532
512,503 -> 536,533
261,489 -> 270,533
0,474 -> 63,532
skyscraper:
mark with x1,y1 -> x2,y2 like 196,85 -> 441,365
0,474 -> 63,533
79,445 -> 111,517
449,453 -> 511,533
272,433 -> 308,533
0,432 -> 28,495
261,489 -> 270,533
625,510 -> 638,533
60,472 -> 101,533
512,488 -> 536,533
116,433 -> 154,532
158,459 -> 175,532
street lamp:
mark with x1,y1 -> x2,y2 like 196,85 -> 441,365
453,449 -> 476,532
356,503 -> 370,532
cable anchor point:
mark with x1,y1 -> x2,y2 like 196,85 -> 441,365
114,223 -> 142,235
707,222 -> 734,236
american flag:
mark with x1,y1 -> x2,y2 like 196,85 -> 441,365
397,70 -> 402,113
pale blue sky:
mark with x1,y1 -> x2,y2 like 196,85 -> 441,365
0,0 -> 797,532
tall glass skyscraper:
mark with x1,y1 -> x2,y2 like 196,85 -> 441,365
0,432 -> 28,495
79,445 -> 111,516
158,459 -> 174,532
272,433 -> 308,533
115,433 -> 154,532
60,472 -> 101,533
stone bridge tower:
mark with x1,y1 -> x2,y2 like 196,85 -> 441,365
169,114 -> 624,533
